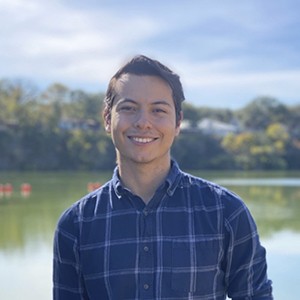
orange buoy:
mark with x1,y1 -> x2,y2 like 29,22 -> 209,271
93,182 -> 101,190
87,182 -> 102,192
87,182 -> 95,193
21,183 -> 32,197
0,184 -> 4,198
4,183 -> 13,197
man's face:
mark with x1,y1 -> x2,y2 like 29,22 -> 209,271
105,73 -> 181,166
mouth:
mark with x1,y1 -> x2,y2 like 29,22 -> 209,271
129,136 -> 157,144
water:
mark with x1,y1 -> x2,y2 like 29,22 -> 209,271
0,170 -> 299,299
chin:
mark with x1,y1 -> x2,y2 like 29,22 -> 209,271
132,157 -> 154,164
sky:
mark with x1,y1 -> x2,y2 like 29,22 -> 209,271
1,0 -> 300,109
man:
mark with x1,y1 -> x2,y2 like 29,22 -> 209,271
53,55 -> 273,299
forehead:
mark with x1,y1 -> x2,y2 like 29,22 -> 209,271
114,74 -> 173,101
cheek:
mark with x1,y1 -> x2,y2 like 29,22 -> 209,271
159,117 -> 178,130
110,115 -> 129,137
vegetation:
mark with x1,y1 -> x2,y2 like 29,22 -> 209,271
1,78 -> 299,170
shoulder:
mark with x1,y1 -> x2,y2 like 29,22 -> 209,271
56,180 -> 112,229
178,171 -> 248,216
179,172 -> 257,235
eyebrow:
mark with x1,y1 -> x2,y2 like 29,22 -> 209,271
116,98 -> 137,105
151,100 -> 172,107
116,98 -> 172,107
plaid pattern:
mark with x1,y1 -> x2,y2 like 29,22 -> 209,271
53,161 -> 273,299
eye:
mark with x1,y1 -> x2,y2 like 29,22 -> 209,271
119,105 -> 136,112
153,107 -> 167,114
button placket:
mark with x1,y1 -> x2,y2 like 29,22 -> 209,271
139,209 -> 154,298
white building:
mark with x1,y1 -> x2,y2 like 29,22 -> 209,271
197,118 -> 239,137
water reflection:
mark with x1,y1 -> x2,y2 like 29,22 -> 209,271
0,171 -> 111,252
221,184 -> 300,237
0,171 -> 299,300
0,173 -> 300,250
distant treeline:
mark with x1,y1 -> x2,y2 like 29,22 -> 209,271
1,79 -> 300,171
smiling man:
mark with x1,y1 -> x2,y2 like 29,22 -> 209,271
53,55 -> 273,299
104,73 -> 181,203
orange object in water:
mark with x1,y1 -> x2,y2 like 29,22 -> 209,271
0,184 -> 4,197
4,183 -> 13,197
87,182 -> 102,192
21,183 -> 32,197
93,182 -> 102,190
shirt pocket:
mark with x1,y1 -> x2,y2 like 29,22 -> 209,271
171,240 -> 220,294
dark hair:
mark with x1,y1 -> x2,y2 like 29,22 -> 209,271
103,55 -> 185,126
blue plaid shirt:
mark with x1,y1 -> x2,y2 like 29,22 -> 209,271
53,161 -> 273,299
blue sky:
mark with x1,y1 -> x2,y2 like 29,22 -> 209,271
1,0 -> 300,109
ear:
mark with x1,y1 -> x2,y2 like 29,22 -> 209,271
105,117 -> 111,133
102,111 -> 111,133
105,123 -> 111,133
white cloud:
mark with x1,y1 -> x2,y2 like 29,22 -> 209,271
1,0 -> 300,107
0,0 -> 162,82
185,67 -> 300,90
177,58 -> 300,107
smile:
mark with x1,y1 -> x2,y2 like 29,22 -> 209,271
130,137 -> 156,143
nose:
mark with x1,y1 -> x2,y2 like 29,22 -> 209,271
134,110 -> 152,129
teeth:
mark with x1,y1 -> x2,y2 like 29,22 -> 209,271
132,137 -> 154,143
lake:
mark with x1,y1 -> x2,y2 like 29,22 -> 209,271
0,170 -> 299,299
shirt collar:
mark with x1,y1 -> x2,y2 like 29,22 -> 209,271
112,166 -> 123,198
165,160 -> 182,196
112,159 -> 182,198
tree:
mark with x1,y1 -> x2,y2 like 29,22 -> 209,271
0,77 -> 299,171
0,79 -> 38,123
221,132 -> 255,169
287,105 -> 300,139
222,123 -> 290,170
172,132 -> 227,170
237,96 -> 289,130
40,83 -> 70,103
182,103 -> 200,127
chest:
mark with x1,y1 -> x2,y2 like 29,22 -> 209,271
79,207 -> 225,299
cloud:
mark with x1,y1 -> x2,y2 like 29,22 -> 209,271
174,54 -> 300,107
1,0 -> 300,107
0,0 -> 162,82
184,65 -> 300,90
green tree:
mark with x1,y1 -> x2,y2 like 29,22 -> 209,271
287,105 -> 300,139
0,79 -> 38,122
172,132 -> 227,170
222,123 -> 290,170
65,130 -> 115,170
0,77 -> 299,171
237,96 -> 289,130
40,83 -> 70,103
182,103 -> 200,127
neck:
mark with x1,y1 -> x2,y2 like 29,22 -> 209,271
118,159 -> 171,204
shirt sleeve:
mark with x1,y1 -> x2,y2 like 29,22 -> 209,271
53,206 -> 87,300
223,193 -> 273,299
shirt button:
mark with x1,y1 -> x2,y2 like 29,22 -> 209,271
143,246 -> 149,252
143,209 -> 149,216
143,283 -> 149,290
